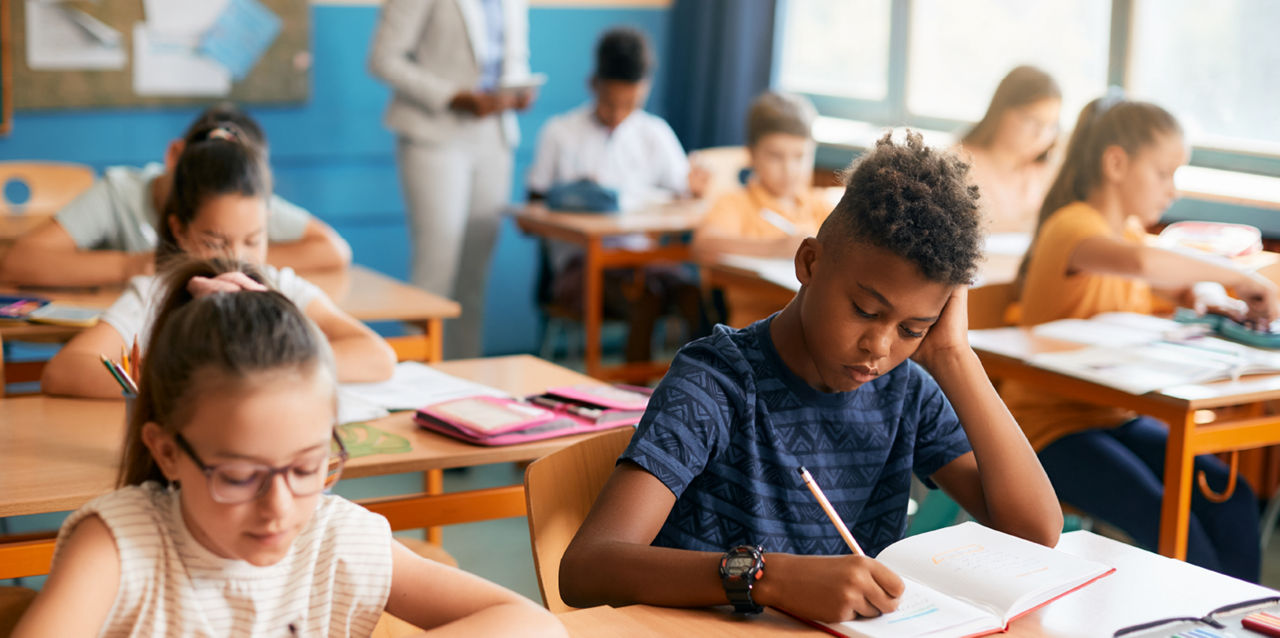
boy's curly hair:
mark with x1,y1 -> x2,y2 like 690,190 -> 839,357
817,131 -> 983,285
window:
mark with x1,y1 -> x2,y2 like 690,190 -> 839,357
907,0 -> 1108,125
1129,0 -> 1280,156
775,0 -> 892,102
774,0 -> 1280,170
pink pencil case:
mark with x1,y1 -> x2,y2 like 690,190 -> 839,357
414,395 -> 638,446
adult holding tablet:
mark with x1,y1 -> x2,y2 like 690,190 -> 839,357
369,0 -> 537,359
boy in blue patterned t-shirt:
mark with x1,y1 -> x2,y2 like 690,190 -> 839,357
560,131 -> 1063,624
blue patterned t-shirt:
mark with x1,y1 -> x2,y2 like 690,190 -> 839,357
621,316 -> 973,557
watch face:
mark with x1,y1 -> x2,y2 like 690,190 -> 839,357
724,553 -> 757,576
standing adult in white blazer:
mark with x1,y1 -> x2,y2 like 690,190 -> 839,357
369,0 -> 533,359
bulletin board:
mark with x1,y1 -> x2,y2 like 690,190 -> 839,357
10,0 -> 310,110
1,0 -> 12,135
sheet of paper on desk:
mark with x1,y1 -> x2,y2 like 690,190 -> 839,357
1032,312 -> 1199,348
983,232 -> 1033,256
340,362 -> 507,413
719,255 -> 800,292
1030,343 -> 1242,395
25,0 -> 125,70
1052,531 -> 1280,633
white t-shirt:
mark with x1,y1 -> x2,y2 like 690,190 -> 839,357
525,104 -> 690,212
56,482 -> 393,637
526,104 -> 691,271
101,264 -> 323,349
55,163 -> 312,252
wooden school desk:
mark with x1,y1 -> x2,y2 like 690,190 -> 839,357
969,326 -> 1280,561
0,354 -> 627,579
0,265 -> 460,385
514,201 -> 706,383
557,531 -> 1280,637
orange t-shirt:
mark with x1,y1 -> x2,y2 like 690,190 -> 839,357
1006,201 -> 1157,450
698,180 -> 832,325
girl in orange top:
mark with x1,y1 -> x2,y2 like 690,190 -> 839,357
1011,96 -> 1278,582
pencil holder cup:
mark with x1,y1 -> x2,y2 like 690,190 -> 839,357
123,391 -> 137,427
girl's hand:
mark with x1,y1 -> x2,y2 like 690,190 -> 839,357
1232,274 -> 1280,330
187,272 -> 267,298
912,286 -> 970,371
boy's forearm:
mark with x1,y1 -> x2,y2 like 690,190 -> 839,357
560,540 -> 726,609
926,349 -> 1062,544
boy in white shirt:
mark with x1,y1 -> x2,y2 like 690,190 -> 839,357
526,27 -> 709,362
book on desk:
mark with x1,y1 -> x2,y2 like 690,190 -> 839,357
801,522 -> 1112,638
337,361 -> 647,445
1002,312 -> 1280,395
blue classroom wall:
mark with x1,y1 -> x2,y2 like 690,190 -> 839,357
0,2 -> 672,356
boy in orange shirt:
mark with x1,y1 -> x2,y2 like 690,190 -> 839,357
694,92 -> 833,325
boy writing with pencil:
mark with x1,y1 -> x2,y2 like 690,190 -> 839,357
559,132 -> 1062,622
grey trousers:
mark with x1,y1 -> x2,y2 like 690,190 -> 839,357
395,131 -> 513,360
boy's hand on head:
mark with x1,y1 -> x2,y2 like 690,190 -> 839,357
911,286 -> 971,371
754,553 -> 903,623
187,272 -> 268,298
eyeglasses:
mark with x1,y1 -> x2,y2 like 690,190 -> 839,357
174,430 -> 348,504
1113,596 -> 1280,636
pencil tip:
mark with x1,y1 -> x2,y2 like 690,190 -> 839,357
796,466 -> 806,475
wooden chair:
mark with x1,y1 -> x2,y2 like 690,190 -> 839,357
0,162 -> 95,243
523,426 -> 635,613
692,145 -> 750,200
967,281 -> 1019,330
0,586 -> 36,638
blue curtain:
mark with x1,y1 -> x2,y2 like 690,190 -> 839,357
662,0 -> 777,151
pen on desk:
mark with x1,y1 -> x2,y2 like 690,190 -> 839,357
797,466 -> 865,556
529,395 -> 603,421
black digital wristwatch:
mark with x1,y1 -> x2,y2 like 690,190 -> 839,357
719,544 -> 766,614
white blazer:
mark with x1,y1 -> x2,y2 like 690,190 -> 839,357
368,0 -> 530,148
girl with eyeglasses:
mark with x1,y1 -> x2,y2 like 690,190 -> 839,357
958,66 -> 1063,234
13,258 -> 566,637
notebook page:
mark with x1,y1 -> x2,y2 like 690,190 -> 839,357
823,577 -> 996,638
877,523 -> 1110,622
340,361 -> 508,411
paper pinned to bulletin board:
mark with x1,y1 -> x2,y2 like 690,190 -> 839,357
10,0 -> 309,109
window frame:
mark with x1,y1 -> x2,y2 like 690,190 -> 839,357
772,0 -> 1280,177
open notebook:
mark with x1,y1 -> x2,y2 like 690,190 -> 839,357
815,522 -> 1112,638
1024,312 -> 1280,395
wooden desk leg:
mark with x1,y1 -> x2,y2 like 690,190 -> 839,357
423,319 -> 444,362
583,238 -> 604,378
424,469 -> 444,545
1159,411 -> 1197,560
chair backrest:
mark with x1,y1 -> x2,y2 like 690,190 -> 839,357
0,162 -> 95,216
967,281 -> 1019,330
692,146 -> 751,200
523,426 -> 635,613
